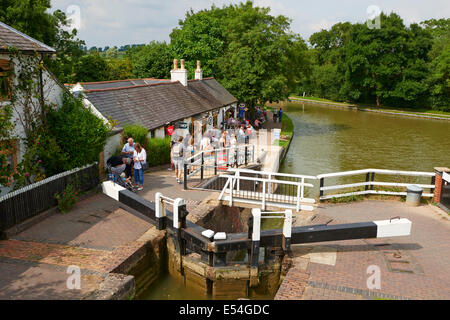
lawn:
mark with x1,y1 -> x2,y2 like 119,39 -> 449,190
289,95 -> 450,118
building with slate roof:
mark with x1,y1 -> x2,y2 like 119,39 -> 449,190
70,59 -> 238,165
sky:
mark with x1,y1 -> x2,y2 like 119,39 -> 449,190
51,0 -> 450,48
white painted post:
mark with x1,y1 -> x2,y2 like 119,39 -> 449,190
301,178 -> 305,199
283,210 -> 292,238
237,170 -> 240,192
250,208 -> 261,267
229,176 -> 233,207
262,181 -> 266,210
155,192 -> 164,219
251,208 -> 261,241
296,182 -> 301,212
283,210 -> 292,251
173,198 -> 185,229
268,174 -> 272,195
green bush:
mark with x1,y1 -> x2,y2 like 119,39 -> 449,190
123,124 -> 149,149
46,93 -> 109,174
146,137 -> 171,167
54,183 -> 79,214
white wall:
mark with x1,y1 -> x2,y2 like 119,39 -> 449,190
155,127 -> 165,138
103,131 -> 123,167
0,54 -> 64,163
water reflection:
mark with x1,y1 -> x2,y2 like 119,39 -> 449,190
280,102 -> 450,176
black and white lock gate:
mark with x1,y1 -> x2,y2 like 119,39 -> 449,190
102,181 -> 412,267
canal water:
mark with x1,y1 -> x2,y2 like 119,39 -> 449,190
279,102 -> 450,177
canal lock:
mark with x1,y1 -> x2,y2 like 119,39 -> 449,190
132,204 -> 287,300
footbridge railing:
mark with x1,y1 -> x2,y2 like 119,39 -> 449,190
218,168 -> 317,212
317,168 -> 435,201
183,144 -> 256,190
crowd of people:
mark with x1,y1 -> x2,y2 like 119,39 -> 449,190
107,106 -> 281,188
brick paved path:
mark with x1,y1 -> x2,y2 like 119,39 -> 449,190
276,200 -> 450,300
0,168 -> 215,300
0,193 -> 163,299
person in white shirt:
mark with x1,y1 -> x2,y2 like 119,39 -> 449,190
171,136 -> 185,184
133,143 -> 147,191
200,135 -> 210,151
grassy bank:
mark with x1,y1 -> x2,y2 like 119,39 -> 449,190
290,95 -> 450,118
263,106 -> 294,148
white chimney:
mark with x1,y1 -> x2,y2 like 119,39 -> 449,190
195,60 -> 203,81
170,58 -> 188,86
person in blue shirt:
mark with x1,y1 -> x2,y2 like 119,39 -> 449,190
238,106 -> 245,120
278,108 -> 283,123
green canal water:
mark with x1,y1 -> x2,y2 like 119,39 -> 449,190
279,101 -> 450,178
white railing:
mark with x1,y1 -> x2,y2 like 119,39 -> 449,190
185,144 -> 255,164
184,144 -> 256,183
317,168 -> 435,200
218,168 -> 316,212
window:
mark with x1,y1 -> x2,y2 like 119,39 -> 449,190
0,59 -> 12,101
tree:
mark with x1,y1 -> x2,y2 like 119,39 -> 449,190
170,1 -> 309,109
341,13 -> 432,106
170,9 -> 224,78
0,0 -> 85,84
107,58 -> 133,80
73,52 -> 110,82
127,41 -> 173,79
105,47 -> 120,59
427,43 -> 450,111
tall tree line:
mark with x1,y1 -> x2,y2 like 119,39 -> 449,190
1,1 -> 447,111
302,14 -> 449,111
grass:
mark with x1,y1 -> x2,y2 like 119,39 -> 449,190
289,95 -> 450,117
263,105 -> 294,148
273,139 -> 289,148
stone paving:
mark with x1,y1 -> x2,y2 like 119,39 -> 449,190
0,190 -> 166,300
275,200 -> 450,300
0,167 -> 216,300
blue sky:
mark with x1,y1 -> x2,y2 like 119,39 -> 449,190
52,0 -> 450,48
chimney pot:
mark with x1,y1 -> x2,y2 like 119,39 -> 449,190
195,60 -> 203,81
170,58 -> 188,86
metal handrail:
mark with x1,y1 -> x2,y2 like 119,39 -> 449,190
227,168 -> 317,180
317,168 -> 435,179
185,144 -> 256,162
318,168 -> 436,200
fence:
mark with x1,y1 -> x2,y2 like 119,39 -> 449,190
183,144 -> 256,189
0,163 -> 99,232
218,168 -> 317,212
317,168 -> 435,201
